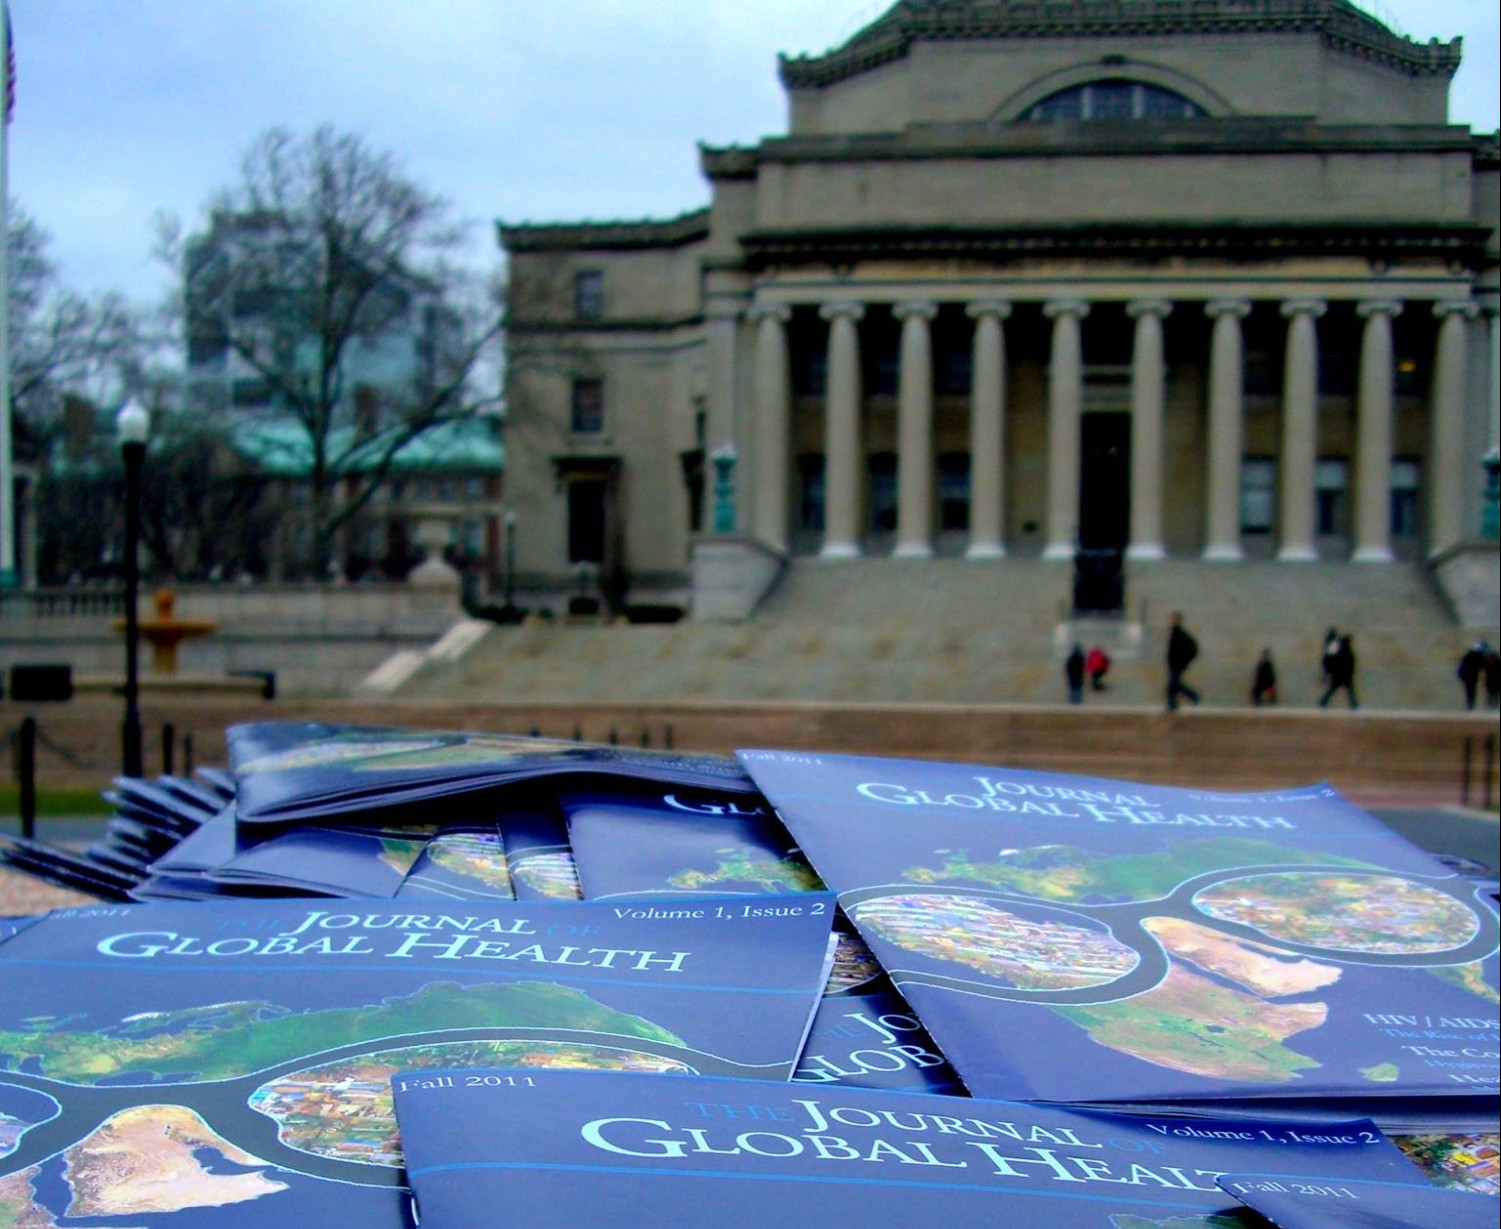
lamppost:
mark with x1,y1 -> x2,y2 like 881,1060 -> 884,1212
117,398 -> 149,778
503,509 -> 518,610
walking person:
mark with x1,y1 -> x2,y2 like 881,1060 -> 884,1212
1065,643 -> 1086,704
1319,633 -> 1359,709
1165,612 -> 1201,712
1320,626 -> 1340,690
1456,640 -> 1488,711
1251,648 -> 1278,707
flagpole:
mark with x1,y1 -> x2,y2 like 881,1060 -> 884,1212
0,3 -> 15,589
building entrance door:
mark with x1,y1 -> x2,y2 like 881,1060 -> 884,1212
1074,412 -> 1131,614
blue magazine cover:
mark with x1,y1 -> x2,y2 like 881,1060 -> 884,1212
390,1068 -> 1432,1229
501,797 -> 582,901
738,750 -> 1501,1119
229,723 -> 756,825
0,893 -> 835,1227
395,823 -> 514,900
1218,1172 -> 1497,1228
562,782 -> 962,1094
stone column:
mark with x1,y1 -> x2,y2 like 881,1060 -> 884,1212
1126,299 -> 1172,560
1202,299 -> 1251,561
1043,299 -> 1089,560
965,301 -> 1011,559
750,303 -> 793,553
1488,302 -> 1500,455
1351,300 -> 1402,562
893,301 -> 938,558
1429,300 -> 1479,556
1277,299 -> 1326,562
819,301 -> 865,559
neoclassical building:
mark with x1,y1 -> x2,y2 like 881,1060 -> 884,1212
499,0 -> 1498,613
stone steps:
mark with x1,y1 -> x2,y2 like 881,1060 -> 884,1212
402,556 -> 1489,713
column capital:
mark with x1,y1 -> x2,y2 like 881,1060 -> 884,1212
1356,299 -> 1404,320
893,300 -> 938,322
1433,299 -> 1481,321
819,301 -> 866,324
1280,298 -> 1327,319
1043,298 -> 1090,321
965,299 -> 1013,321
1126,298 -> 1173,320
1204,298 -> 1252,320
748,301 -> 793,324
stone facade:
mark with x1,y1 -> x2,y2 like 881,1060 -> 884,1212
499,0 -> 1499,613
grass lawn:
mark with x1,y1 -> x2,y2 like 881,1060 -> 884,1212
0,784 -> 113,818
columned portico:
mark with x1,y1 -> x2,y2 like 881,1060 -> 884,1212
893,301 -> 938,557
1203,299 -> 1250,561
1277,299 -> 1326,562
965,301 -> 1010,559
1429,300 -> 1479,555
1043,299 -> 1089,560
820,301 -> 866,559
1352,300 -> 1402,563
1126,299 -> 1171,560
750,303 -> 793,553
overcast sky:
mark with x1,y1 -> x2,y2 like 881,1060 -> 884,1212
7,0 -> 1499,304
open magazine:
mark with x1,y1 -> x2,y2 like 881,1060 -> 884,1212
230,722 -> 757,825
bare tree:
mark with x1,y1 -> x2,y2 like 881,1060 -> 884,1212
162,126 -> 503,575
7,204 -> 139,450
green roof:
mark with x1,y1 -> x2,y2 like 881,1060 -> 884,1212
231,416 -> 504,477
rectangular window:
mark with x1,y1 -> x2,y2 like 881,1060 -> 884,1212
1391,458 -> 1421,537
1240,458 -> 1276,533
868,452 -> 897,533
571,379 -> 604,434
797,454 -> 825,533
1315,458 -> 1350,536
938,453 -> 970,532
574,271 -> 604,321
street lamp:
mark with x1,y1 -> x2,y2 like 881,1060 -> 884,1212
503,509 -> 518,611
117,398 -> 150,778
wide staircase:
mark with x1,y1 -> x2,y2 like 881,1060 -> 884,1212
401,557 -> 1487,713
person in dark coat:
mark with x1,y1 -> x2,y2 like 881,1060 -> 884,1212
1251,648 -> 1278,707
1165,612 -> 1200,712
1319,634 -> 1359,709
1320,626 -> 1340,688
1457,640 -> 1488,711
1065,643 -> 1086,704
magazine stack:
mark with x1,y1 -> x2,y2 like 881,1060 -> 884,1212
0,721 -> 1495,1226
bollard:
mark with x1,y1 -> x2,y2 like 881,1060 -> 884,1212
18,717 -> 37,840
162,722 -> 176,777
640,729 -> 650,748
608,728 -> 619,746
665,724 -> 674,750
183,732 -> 195,777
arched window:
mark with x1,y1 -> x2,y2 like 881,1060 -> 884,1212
1023,80 -> 1206,122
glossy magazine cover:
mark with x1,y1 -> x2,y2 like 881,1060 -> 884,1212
390,1068 -> 1431,1229
229,723 -> 756,825
1218,1172 -> 1496,1227
0,893 -> 835,1227
738,750 -> 1500,1115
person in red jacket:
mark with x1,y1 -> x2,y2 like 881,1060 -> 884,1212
1085,645 -> 1111,692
